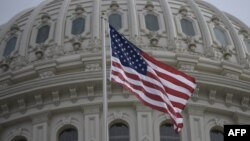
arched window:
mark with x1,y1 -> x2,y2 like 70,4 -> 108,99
109,123 -> 129,141
181,19 -> 195,36
145,14 -> 159,31
213,26 -> 229,46
109,13 -> 122,30
59,127 -> 78,141
11,136 -> 27,141
71,17 -> 85,35
210,129 -> 223,141
36,25 -> 50,44
160,123 -> 180,141
244,39 -> 250,53
3,36 -> 17,57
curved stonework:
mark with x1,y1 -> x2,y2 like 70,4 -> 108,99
0,0 -> 250,141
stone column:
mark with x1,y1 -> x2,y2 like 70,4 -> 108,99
187,106 -> 206,141
84,105 -> 100,141
92,0 -> 100,39
128,0 -> 139,38
136,104 -> 153,141
31,113 -> 50,141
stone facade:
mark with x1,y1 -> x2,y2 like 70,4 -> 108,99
0,0 -> 250,141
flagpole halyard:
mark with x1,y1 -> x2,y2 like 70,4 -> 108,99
101,12 -> 109,141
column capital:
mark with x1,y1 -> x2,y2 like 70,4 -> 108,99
135,103 -> 152,112
82,105 -> 100,115
30,112 -> 51,124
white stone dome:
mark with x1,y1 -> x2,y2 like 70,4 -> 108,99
0,0 -> 250,141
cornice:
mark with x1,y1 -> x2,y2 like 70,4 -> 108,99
0,71 -> 103,99
191,72 -> 250,93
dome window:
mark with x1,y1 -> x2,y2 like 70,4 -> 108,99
160,123 -> 180,141
109,13 -> 122,30
210,129 -> 223,141
3,36 -> 17,57
244,39 -> 250,53
11,136 -> 27,141
109,123 -> 129,141
213,26 -> 229,46
36,25 -> 50,44
145,14 -> 159,31
59,127 -> 78,141
71,17 -> 85,35
181,19 -> 195,36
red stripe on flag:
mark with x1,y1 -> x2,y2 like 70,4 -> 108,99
141,52 -> 196,84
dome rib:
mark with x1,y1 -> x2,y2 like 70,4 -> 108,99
159,0 -> 176,41
54,0 -> 71,47
187,0 -> 212,49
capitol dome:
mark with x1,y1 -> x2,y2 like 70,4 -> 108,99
0,0 -> 250,141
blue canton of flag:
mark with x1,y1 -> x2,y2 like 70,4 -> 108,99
111,30 -> 147,75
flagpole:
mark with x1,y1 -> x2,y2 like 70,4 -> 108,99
101,13 -> 109,141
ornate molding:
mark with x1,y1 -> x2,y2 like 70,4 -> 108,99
179,63 -> 195,72
241,97 -> 249,111
185,37 -> 197,52
8,127 -> 30,140
75,5 -> 85,15
179,6 -> 188,16
225,93 -> 233,107
83,105 -> 100,114
9,24 -> 20,35
145,0 -> 154,11
141,136 -> 150,141
52,90 -> 60,106
61,116 -> 77,125
17,98 -> 26,114
0,57 -> 12,72
239,28 -> 249,38
191,87 -> 199,101
39,70 -> 55,79
87,85 -> 95,101
41,13 -> 51,23
212,118 -> 225,127
84,61 -> 101,72
147,31 -> 160,46
1,104 -> 10,118
211,15 -> 220,25
69,87 -> 78,103
34,94 -> 43,109
0,79 -> 11,89
122,87 -> 130,98
208,90 -> 216,104
112,111 -> 124,120
110,0 -> 119,11
31,112 -> 50,124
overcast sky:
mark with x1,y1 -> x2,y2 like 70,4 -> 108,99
0,0 -> 249,27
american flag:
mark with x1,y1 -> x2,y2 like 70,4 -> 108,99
109,25 -> 196,132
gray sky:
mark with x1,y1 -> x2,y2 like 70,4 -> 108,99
0,0 -> 249,27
